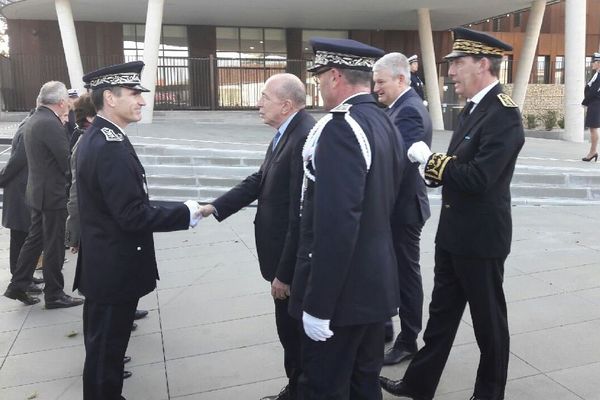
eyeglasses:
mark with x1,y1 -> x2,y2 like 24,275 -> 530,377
312,67 -> 332,85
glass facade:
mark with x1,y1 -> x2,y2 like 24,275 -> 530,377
554,56 -> 564,84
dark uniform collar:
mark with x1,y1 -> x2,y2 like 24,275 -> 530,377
94,115 -> 126,136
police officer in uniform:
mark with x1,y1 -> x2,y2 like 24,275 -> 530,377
407,55 -> 425,101
581,52 -> 600,161
288,37 -> 405,399
380,28 -> 525,400
74,61 -> 201,400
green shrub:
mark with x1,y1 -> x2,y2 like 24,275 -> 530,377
557,116 -> 565,129
525,114 -> 537,129
541,110 -> 558,131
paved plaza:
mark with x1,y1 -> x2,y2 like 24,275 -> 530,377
0,111 -> 599,399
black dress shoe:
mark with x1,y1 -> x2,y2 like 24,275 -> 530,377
45,294 -> 84,309
25,283 -> 43,294
379,377 -> 427,399
134,309 -> 148,320
123,356 -> 131,364
260,385 -> 291,400
4,287 -> 40,305
383,345 -> 416,365
131,323 -> 138,331
31,276 -> 44,285
123,370 -> 132,379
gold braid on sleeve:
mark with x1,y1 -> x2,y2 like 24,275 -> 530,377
424,153 -> 456,184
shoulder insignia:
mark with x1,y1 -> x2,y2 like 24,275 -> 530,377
331,103 -> 352,113
497,93 -> 518,108
100,127 -> 124,142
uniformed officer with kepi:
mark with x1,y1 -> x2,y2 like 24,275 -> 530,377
289,37 -> 405,399
74,61 -> 202,400
380,27 -> 525,400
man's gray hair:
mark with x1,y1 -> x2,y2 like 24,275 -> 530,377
269,73 -> 306,107
37,81 -> 68,106
373,52 -> 411,83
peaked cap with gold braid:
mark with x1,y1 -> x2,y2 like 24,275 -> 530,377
444,27 -> 512,60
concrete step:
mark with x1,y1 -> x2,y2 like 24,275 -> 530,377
138,154 -> 263,168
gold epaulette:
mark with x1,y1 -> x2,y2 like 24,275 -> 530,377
424,153 -> 456,183
331,103 -> 352,113
497,93 -> 518,108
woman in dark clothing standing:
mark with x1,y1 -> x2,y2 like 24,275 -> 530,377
582,52 -> 600,162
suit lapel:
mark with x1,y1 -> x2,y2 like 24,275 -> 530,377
447,85 -> 501,155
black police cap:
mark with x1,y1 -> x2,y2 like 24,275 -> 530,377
445,27 -> 512,60
83,61 -> 150,92
308,37 -> 385,73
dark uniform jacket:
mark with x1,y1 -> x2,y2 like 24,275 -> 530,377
23,106 -> 71,211
0,113 -> 33,232
212,109 -> 315,283
388,88 -> 432,225
73,116 -> 189,304
435,84 -> 524,258
289,94 -> 405,326
410,72 -> 425,100
582,72 -> 600,107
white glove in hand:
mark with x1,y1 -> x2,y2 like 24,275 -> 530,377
407,141 -> 433,164
184,200 -> 203,228
303,311 -> 333,341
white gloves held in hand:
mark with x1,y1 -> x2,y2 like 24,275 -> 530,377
302,311 -> 334,342
184,200 -> 203,228
407,141 -> 433,164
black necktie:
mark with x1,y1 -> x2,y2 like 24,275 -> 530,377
457,101 -> 474,128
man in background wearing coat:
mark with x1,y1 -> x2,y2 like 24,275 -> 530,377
74,61 -> 201,400
0,109 -> 43,287
3,81 -> 80,308
200,73 -> 315,400
380,27 -> 525,400
288,37 -> 405,399
373,52 -> 432,365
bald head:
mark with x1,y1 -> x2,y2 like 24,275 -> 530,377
258,73 -> 307,129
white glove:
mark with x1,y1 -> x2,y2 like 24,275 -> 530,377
302,311 -> 333,342
184,200 -> 202,228
407,141 -> 433,164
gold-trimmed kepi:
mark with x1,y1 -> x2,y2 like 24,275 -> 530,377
444,27 -> 512,60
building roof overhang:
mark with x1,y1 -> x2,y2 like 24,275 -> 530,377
2,0 -> 543,30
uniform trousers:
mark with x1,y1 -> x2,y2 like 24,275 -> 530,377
274,297 -> 301,396
298,321 -> 384,400
389,221 -> 424,350
9,229 -> 28,275
402,246 -> 509,400
83,298 -> 138,400
9,208 -> 66,299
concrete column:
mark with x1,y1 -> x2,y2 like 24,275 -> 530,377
563,0 -> 586,142
140,0 -> 164,124
512,0 -> 546,110
417,8 -> 444,130
55,0 -> 84,93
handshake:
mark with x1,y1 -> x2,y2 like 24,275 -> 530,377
183,201 -> 217,228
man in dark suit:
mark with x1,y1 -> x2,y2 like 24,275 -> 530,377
74,61 -> 201,400
380,28 -> 525,400
407,55 -> 425,102
3,81 -> 81,308
200,73 -> 315,400
0,109 -> 42,285
373,52 -> 432,365
288,37 -> 405,399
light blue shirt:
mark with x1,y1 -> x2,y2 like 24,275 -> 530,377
274,112 -> 298,148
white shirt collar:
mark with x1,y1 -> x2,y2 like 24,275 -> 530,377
468,80 -> 500,113
96,114 -> 127,135
388,87 -> 412,109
